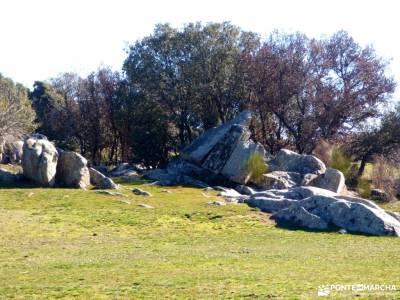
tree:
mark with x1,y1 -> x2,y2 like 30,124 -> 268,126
114,81 -> 174,168
347,106 -> 400,176
29,81 -> 65,139
73,69 -> 121,165
247,31 -> 395,154
0,74 -> 36,143
123,22 -> 259,148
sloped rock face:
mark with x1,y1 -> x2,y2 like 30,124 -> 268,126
201,125 -> 249,173
181,110 -> 253,165
180,110 -> 266,184
56,151 -> 90,189
221,140 -> 265,184
22,137 -> 58,187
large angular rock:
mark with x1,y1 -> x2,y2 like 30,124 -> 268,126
261,171 -> 302,190
268,149 -> 326,175
22,137 -> 58,186
56,151 -> 90,189
309,168 -> 346,194
89,167 -> 118,189
181,110 -> 252,165
202,125 -> 249,173
221,139 -> 266,184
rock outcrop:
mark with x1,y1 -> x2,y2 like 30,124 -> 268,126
229,185 -> 400,237
22,136 -> 58,186
262,149 -> 346,196
268,149 -> 326,175
272,195 -> 400,236
56,150 -> 90,189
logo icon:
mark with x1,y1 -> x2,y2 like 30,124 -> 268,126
318,285 -> 330,297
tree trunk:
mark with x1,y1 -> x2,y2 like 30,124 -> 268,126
358,154 -> 369,177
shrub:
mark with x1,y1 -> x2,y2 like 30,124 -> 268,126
357,177 -> 371,199
313,140 -> 334,165
329,147 -> 352,179
371,155 -> 399,201
245,153 -> 268,184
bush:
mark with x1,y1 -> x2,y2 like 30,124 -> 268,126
245,153 -> 268,184
357,177 -> 371,199
329,147 -> 352,179
371,155 -> 399,201
313,140 -> 334,165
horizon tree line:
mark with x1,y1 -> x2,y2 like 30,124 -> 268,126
0,22 -> 398,170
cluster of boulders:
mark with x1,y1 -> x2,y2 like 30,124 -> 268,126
264,149 -> 346,194
2,110 -> 400,237
1,135 -> 117,189
144,110 -> 400,237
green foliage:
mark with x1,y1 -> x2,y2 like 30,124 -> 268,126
245,152 -> 267,184
357,177 -> 372,199
0,74 -> 36,139
329,147 -> 352,179
123,22 -> 260,147
115,89 -> 174,168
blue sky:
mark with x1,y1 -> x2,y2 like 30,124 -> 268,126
1,0 -> 399,98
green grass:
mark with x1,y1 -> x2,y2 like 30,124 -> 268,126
1,179 -> 400,299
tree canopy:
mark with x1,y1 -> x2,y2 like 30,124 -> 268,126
0,23 -> 397,168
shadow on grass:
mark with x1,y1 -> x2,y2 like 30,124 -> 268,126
273,220 -> 379,237
0,180 -> 44,189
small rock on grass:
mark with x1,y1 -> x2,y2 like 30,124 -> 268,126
138,203 -> 154,209
95,190 -> 125,197
132,188 -> 152,196
161,189 -> 172,193
207,201 -> 226,206
203,187 -> 214,191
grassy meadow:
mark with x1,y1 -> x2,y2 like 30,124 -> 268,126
1,171 -> 400,299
